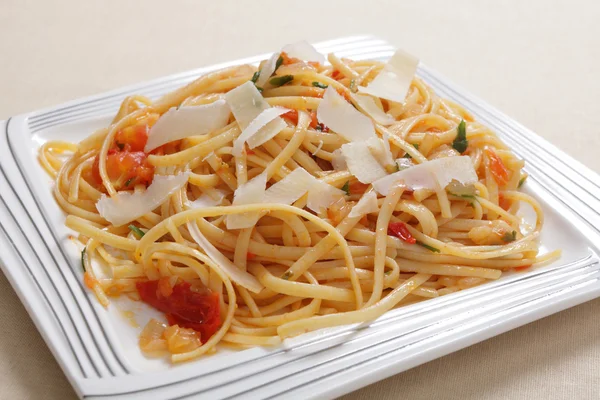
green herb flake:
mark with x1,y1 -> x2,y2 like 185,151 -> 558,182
349,79 -> 357,93
255,86 -> 264,93
124,178 -> 134,187
251,71 -> 260,83
341,181 -> 350,196
518,175 -> 527,188
452,119 -> 468,153
384,270 -> 391,276
269,75 -> 294,87
281,271 -> 292,280
403,144 -> 419,159
274,55 -> 284,72
129,224 -> 145,239
416,241 -> 440,253
502,230 -> 517,243
81,247 -> 87,272
395,162 -> 401,172
312,81 -> 328,89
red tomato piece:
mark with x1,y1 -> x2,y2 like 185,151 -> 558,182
498,193 -> 511,211
349,182 -> 370,195
282,109 -> 299,125
91,150 -> 155,190
485,148 -> 510,186
114,124 -> 149,152
280,51 -> 301,66
246,252 -> 256,260
136,280 -> 221,343
387,222 -> 417,244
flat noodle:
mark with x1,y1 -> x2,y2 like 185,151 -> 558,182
41,48 -> 560,363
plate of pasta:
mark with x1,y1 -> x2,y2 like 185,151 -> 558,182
1,36 -> 599,400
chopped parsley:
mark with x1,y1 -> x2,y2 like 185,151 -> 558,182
124,178 -> 134,187
518,175 -> 527,188
395,162 -> 401,172
502,230 -> 517,243
452,119 -> 468,153
256,86 -> 264,93
281,271 -> 292,280
269,75 -> 294,87
312,81 -> 328,89
251,71 -> 260,83
341,181 -> 350,196
81,247 -> 87,272
416,241 -> 440,253
274,55 -> 284,72
129,225 -> 145,239
403,143 -> 419,158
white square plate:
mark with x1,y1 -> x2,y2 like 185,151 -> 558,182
1,36 -> 599,399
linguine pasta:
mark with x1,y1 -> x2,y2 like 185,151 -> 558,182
39,43 -> 559,363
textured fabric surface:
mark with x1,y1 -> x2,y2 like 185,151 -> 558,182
0,1 -> 598,399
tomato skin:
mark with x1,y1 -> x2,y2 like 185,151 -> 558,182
282,109 -> 299,125
114,124 -> 149,152
485,148 -> 510,186
280,51 -> 301,66
136,280 -> 221,343
388,222 -> 417,244
349,182 -> 370,195
91,150 -> 154,190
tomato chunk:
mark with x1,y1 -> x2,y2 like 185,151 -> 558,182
349,181 -> 370,195
136,280 -> 221,343
485,148 -> 510,186
282,109 -> 299,125
91,150 -> 154,190
280,51 -> 301,66
114,124 -> 149,152
388,222 -> 417,244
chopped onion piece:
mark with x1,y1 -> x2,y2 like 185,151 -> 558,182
317,86 -> 376,142
358,49 -> 419,103
331,149 -> 347,171
348,191 -> 379,218
96,173 -> 189,226
281,41 -> 325,64
447,181 -> 477,196
232,107 -> 289,156
187,221 -> 263,293
341,142 -> 388,184
373,156 -> 478,195
352,94 -> 395,125
226,172 -> 267,230
255,52 -> 280,88
263,168 -> 314,204
307,180 -> 345,213
144,100 -> 231,152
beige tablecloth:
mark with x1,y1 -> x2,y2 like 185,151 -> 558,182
1,1 -> 599,399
